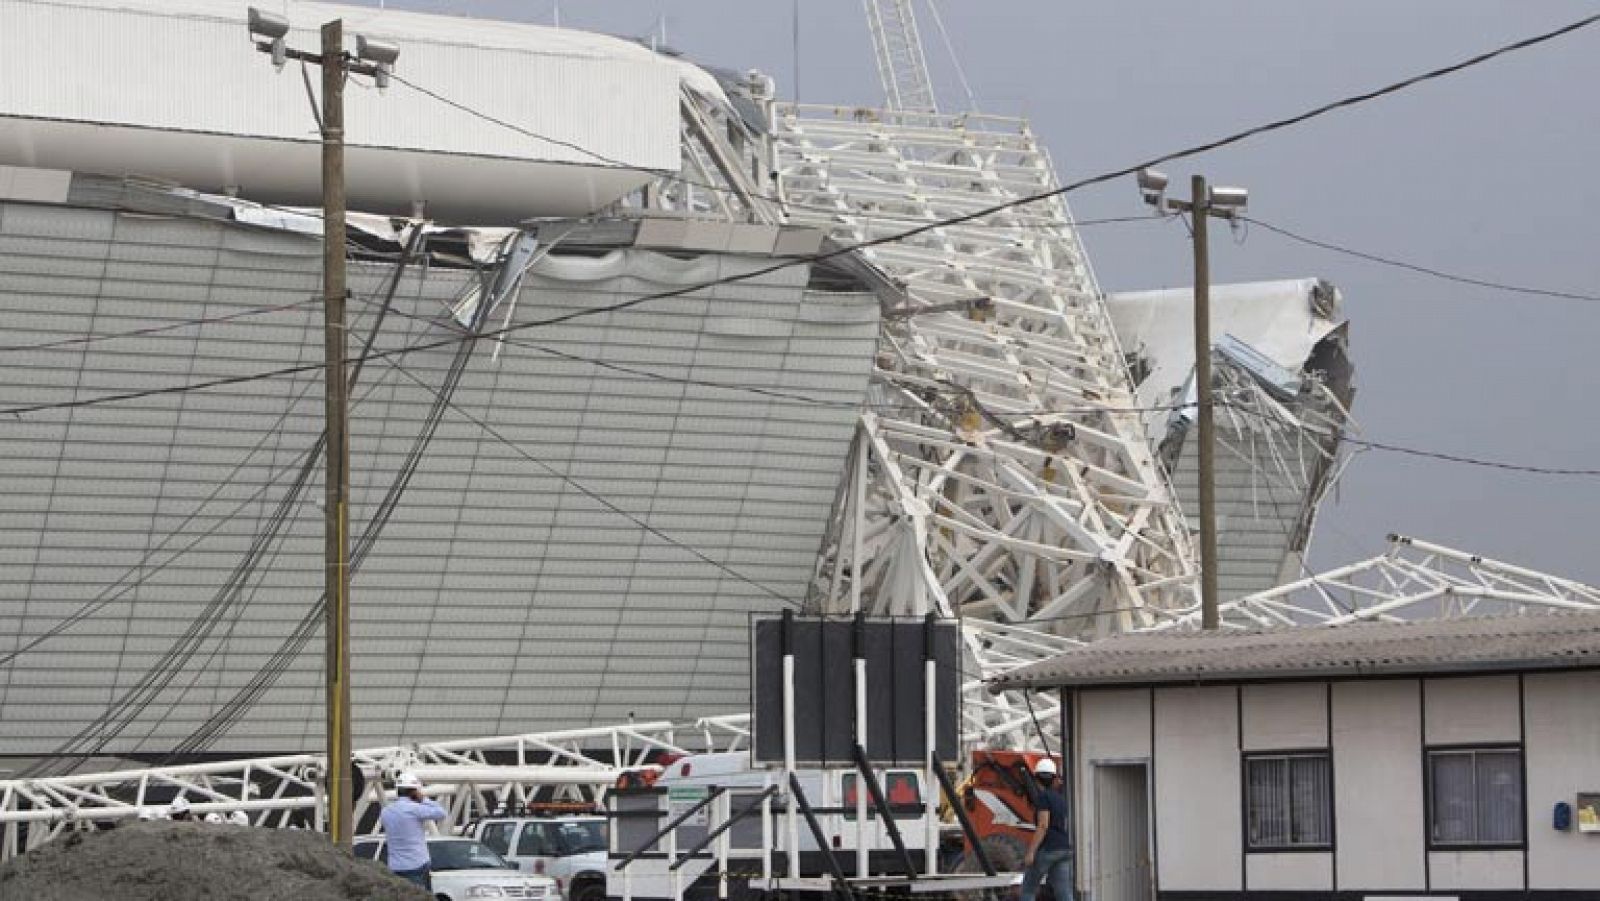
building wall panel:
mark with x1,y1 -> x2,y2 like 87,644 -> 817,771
1524,671 -> 1600,890
1245,851 -> 1331,891
1153,685 -> 1240,891
1332,679 -> 1425,890
1423,674 -> 1520,745
0,199 -> 878,754
1240,682 -> 1327,751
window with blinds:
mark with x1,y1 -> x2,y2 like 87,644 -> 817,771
1245,753 -> 1333,850
1427,747 -> 1525,847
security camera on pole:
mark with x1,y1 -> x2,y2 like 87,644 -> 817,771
1136,169 -> 1248,632
247,7 -> 400,850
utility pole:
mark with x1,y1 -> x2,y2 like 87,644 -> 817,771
1135,169 -> 1248,631
319,19 -> 353,850
1188,174 -> 1219,631
249,7 -> 398,849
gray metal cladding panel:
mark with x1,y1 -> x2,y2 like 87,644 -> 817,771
0,201 -> 878,755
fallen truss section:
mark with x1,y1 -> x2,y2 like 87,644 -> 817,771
1148,534 -> 1600,631
0,717 -> 751,860
777,106 -> 1198,636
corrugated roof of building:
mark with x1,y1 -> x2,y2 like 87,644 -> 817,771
988,612 -> 1600,689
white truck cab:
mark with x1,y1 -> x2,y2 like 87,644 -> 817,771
472,814 -> 608,901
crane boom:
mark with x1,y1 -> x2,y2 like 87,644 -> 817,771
862,0 -> 938,111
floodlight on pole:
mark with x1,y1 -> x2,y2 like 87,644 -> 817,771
248,7 -> 290,69
1131,170 -> 1254,631
241,8 -> 400,851
1137,168 -> 1169,210
1208,186 -> 1249,214
356,35 -> 400,89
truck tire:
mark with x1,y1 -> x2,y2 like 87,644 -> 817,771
572,876 -> 606,901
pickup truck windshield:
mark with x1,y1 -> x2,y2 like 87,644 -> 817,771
431,840 -> 514,870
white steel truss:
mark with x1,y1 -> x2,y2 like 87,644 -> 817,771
777,106 -> 1198,638
1147,534 -> 1600,631
0,718 -> 751,860
772,106 -> 1197,749
863,0 -> 939,112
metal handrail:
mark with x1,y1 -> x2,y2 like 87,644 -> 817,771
850,744 -> 916,877
668,785 -> 778,871
931,750 -> 995,876
611,786 -> 727,872
788,772 -> 856,900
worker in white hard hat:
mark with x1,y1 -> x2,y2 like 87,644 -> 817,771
1020,757 -> 1075,901
167,797 -> 193,822
379,772 -> 447,891
203,812 -> 224,824
136,807 -> 157,822
229,810 -> 251,826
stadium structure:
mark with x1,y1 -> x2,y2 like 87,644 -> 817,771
0,0 -> 1596,845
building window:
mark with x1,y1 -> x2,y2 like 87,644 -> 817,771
1245,753 -> 1332,850
1427,747 -> 1524,847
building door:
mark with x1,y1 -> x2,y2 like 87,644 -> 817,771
1093,764 -> 1152,901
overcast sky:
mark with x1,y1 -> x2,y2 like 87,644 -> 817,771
348,0 -> 1600,583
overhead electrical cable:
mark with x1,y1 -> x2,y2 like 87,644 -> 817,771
0,297 -> 321,355
1240,215 -> 1600,303
10,10 -> 1596,422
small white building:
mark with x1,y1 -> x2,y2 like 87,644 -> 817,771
990,613 -> 1600,901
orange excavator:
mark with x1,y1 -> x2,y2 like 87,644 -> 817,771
948,749 -> 1061,874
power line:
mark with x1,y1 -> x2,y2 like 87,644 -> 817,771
1341,436 -> 1600,477
6,12 -> 1595,427
0,297 -> 319,355
377,355 -> 806,610
1241,216 -> 1600,303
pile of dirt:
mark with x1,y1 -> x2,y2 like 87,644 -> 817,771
0,821 -> 432,901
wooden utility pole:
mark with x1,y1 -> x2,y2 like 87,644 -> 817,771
1189,174 -> 1220,631
320,18 -> 354,848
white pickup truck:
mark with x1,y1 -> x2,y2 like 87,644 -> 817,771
470,815 -> 608,901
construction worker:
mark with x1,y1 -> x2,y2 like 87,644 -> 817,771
203,812 -> 224,824
379,772 -> 447,890
1020,758 -> 1074,901
228,810 -> 251,826
167,797 -> 193,822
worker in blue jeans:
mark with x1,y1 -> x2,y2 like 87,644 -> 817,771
379,772 -> 448,890
1021,757 -> 1075,901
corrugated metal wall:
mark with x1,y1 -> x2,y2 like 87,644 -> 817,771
0,200 -> 879,754
1168,427 -> 1315,600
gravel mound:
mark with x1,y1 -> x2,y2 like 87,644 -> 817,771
0,821 -> 432,901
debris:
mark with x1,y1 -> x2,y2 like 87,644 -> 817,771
0,821 -> 429,901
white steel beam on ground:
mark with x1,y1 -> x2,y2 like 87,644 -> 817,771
1145,534 -> 1600,631
0,717 -> 751,858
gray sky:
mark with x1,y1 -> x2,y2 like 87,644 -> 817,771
350,0 -> 1600,583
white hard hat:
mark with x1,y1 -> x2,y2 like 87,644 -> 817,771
395,772 -> 424,791
229,811 -> 250,826
204,812 -> 224,824
1034,758 -> 1058,777
136,808 -> 157,822
168,797 -> 191,815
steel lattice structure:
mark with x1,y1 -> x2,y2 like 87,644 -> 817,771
862,0 -> 939,112
0,717 -> 752,859
1148,534 -> 1600,631
776,106 -> 1199,636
